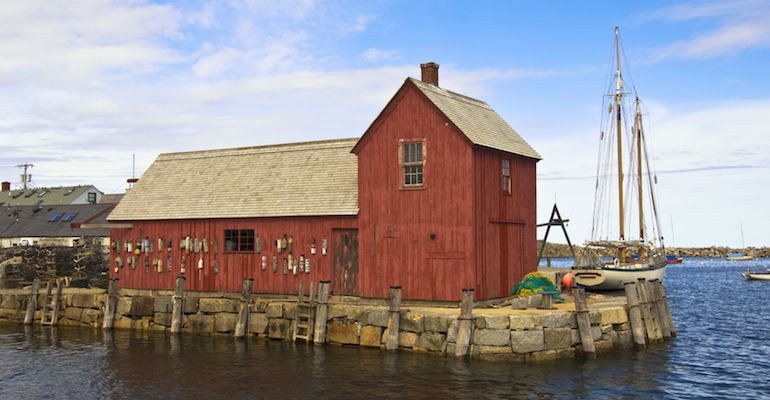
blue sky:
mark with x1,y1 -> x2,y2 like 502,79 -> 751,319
1,0 -> 768,248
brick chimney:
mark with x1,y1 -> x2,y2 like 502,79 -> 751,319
420,62 -> 439,86
1,182 -> 9,192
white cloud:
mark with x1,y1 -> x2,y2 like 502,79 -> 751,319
361,48 -> 400,62
349,15 -> 374,32
192,47 -> 244,77
646,0 -> 770,60
0,1 -> 184,85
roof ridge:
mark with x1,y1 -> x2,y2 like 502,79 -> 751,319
408,77 -> 491,110
158,138 -> 359,162
159,137 -> 359,158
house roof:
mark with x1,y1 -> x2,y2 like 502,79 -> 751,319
0,185 -> 101,207
107,138 -> 359,221
354,78 -> 541,160
0,203 -> 114,238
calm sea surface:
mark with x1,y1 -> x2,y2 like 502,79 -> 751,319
1,258 -> 769,399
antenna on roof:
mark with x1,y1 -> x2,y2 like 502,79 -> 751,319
15,163 -> 34,190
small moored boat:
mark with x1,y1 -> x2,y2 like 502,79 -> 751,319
727,253 -> 754,261
666,255 -> 683,264
742,269 -> 770,280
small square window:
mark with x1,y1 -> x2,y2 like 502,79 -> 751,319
400,140 -> 425,189
62,213 -> 78,222
87,192 -> 97,203
224,229 -> 255,252
49,213 -> 63,222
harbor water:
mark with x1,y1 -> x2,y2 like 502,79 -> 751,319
1,258 -> 769,399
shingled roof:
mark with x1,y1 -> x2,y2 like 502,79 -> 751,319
1,185 -> 103,207
405,77 -> 541,160
108,139 -> 359,221
0,203 -> 113,238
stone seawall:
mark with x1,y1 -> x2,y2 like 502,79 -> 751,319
0,288 -> 639,362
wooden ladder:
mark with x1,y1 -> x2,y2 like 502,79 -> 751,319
292,281 -> 316,342
41,279 -> 63,326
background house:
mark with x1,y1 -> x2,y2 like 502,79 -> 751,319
106,64 -> 541,301
0,203 -> 115,247
1,183 -> 104,206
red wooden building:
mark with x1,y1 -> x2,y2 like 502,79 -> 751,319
107,63 -> 541,301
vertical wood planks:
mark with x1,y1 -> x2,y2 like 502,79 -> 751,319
454,289 -> 474,357
234,278 -> 253,338
102,279 -> 119,329
574,287 -> 596,359
624,281 -> 646,349
24,277 -> 41,325
313,281 -> 330,345
386,286 -> 402,351
170,276 -> 185,334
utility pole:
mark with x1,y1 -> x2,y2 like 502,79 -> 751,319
16,163 -> 34,190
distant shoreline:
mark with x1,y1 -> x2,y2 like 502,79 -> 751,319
537,241 -> 770,259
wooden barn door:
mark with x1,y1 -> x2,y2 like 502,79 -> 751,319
333,229 -> 359,296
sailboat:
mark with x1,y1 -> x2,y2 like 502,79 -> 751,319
572,27 -> 668,290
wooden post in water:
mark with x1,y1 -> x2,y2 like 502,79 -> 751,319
637,279 -> 661,343
385,286 -> 402,351
313,281 -> 330,345
658,282 -> 676,337
650,280 -> 671,341
24,277 -> 41,325
623,282 -> 646,349
234,278 -> 253,338
171,276 -> 186,334
102,279 -> 119,329
454,289 -> 474,358
573,287 -> 596,359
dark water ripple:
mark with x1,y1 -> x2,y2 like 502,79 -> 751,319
1,258 -> 769,399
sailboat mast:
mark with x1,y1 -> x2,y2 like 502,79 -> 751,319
636,98 -> 645,259
615,27 -> 626,259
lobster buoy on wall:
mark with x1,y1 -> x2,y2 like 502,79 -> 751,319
562,272 -> 573,289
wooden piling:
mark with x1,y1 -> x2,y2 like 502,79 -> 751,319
658,282 -> 676,337
24,277 -> 41,325
313,281 -> 330,345
171,276 -> 185,334
454,288 -> 474,358
573,287 -> 596,359
637,279 -> 661,343
385,286 -> 402,351
623,282 -> 646,349
234,278 -> 253,338
102,279 -> 119,329
649,280 -> 671,341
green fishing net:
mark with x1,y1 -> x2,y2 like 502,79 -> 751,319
513,272 -> 560,299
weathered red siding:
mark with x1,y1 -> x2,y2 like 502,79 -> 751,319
356,82 -> 475,301
472,148 -> 538,299
109,216 -> 357,294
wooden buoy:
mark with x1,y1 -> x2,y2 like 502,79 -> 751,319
623,282 -> 646,349
234,278 -> 253,338
313,281 -> 330,345
170,276 -> 185,334
24,277 -> 41,325
385,286 -> 402,351
454,288 -> 474,358
573,287 -> 596,359
102,279 -> 119,329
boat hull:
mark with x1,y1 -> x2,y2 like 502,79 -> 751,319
743,272 -> 770,280
727,256 -> 754,261
572,263 -> 667,290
